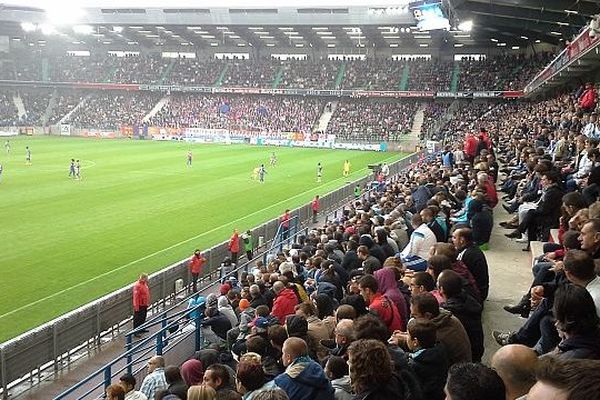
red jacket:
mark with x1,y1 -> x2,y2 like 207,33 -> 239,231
280,212 -> 290,228
482,178 -> 498,208
271,288 -> 298,324
189,254 -> 206,275
229,233 -> 240,253
368,293 -> 402,333
133,279 -> 150,312
312,198 -> 319,212
464,136 -> 479,157
580,88 -> 597,110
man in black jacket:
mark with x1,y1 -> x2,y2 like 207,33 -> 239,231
453,227 -> 490,301
505,169 -> 565,246
341,240 -> 362,272
438,270 -> 484,362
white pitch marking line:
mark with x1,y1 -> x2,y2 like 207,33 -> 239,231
0,153 -> 402,320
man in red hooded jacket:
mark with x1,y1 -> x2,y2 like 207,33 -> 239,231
580,82 -> 598,112
133,274 -> 150,333
358,274 -> 402,334
271,281 -> 298,324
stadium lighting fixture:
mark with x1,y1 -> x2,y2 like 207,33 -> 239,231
129,26 -> 143,29
512,46 -> 520,49
210,42 -> 218,46
454,43 -> 464,47
39,24 -> 57,35
312,27 -> 329,30
556,22 -> 569,26
44,3 -> 84,26
12,37 -> 21,41
497,42 -> 506,46
535,39 -> 541,43
458,20 -> 473,32
564,10 -> 578,14
389,43 -> 399,47
316,31 -> 334,35
295,43 -> 304,47
113,26 -> 123,33
248,27 -> 264,30
550,31 -> 562,35
73,25 -> 94,35
520,35 -> 529,40
266,43 -> 275,47
327,43 -> 336,47
237,43 -> 246,46
419,43 -> 428,47
127,41 -> 138,45
490,38 -> 498,42
201,35 -> 216,39
21,22 -> 37,32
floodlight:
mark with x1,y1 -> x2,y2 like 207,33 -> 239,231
113,26 -> 124,33
21,22 -> 37,32
73,25 -> 94,35
458,20 -> 473,32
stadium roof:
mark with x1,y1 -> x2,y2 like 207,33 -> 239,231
449,0 -> 599,47
1,0 -> 594,50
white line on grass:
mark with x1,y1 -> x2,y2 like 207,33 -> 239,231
0,153 -> 402,320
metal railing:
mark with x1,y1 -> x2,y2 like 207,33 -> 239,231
0,151 -> 421,400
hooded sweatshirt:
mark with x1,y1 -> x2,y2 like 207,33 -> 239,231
428,309 -> 472,365
374,268 -> 408,330
218,296 -> 239,329
274,356 -> 335,400
556,332 -> 600,360
271,288 -> 298,324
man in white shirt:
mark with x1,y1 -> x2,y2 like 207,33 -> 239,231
400,213 -> 437,271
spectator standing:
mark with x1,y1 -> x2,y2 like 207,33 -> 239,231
189,250 -> 207,293
579,82 -> 597,112
133,274 -> 150,333
229,229 -> 240,264
140,356 -> 168,400
280,210 -> 291,241
241,230 -> 253,261
452,228 -> 490,301
312,196 -> 320,223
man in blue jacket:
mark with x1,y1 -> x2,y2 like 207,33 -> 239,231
274,337 -> 334,400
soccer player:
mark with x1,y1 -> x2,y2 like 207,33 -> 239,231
258,164 -> 267,183
4,140 -> 10,154
251,166 -> 260,180
69,159 -> 76,178
25,146 -> 31,165
186,150 -> 193,167
316,162 -> 323,182
75,160 -> 81,180
343,160 -> 351,177
0,163 -> 3,182
270,152 -> 277,167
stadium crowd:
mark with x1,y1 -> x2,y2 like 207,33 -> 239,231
327,100 -> 418,142
1,52 -> 549,92
149,94 -> 323,133
458,53 -> 553,92
99,80 -> 600,400
65,91 -> 162,129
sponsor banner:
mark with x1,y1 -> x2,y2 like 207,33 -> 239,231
0,128 -> 19,137
333,142 -> 381,151
526,27 -> 600,93
76,130 -> 117,138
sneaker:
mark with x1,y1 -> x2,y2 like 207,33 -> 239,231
493,330 -> 516,346
515,237 -> 529,243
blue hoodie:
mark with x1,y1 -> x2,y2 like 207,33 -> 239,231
274,356 -> 334,400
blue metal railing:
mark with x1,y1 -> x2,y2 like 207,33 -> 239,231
55,226 -> 310,400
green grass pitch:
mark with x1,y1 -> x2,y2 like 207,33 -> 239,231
0,136 -> 408,342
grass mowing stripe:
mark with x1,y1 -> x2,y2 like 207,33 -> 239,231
0,136 -> 406,341
0,152 -> 401,321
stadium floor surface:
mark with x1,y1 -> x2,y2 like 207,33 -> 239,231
0,136 -> 406,343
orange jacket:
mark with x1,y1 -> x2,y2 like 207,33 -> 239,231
229,233 -> 240,253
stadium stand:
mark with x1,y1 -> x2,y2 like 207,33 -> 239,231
149,94 -> 324,133
327,99 -> 418,141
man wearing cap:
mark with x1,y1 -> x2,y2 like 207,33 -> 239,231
119,373 -> 147,400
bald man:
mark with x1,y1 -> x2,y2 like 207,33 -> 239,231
491,345 -> 538,400
274,337 -> 334,400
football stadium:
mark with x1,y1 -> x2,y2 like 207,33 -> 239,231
1,0 -> 600,399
